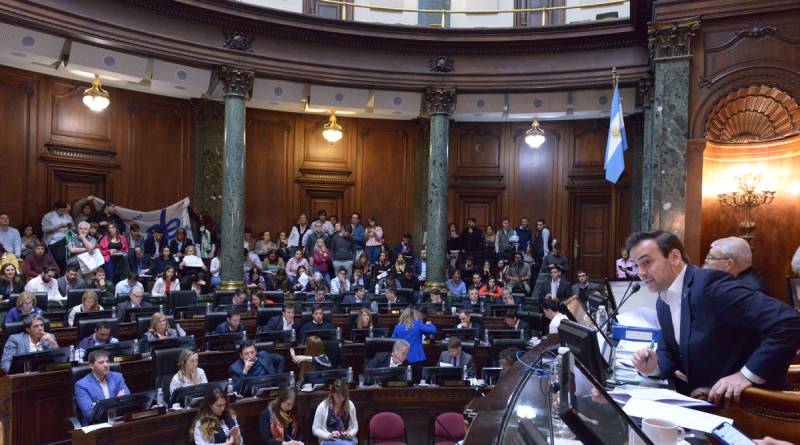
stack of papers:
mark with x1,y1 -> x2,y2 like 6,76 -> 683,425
610,387 -> 712,408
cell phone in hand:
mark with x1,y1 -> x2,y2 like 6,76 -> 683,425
711,422 -> 756,445
227,425 -> 240,437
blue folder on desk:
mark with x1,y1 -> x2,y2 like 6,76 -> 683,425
612,324 -> 661,343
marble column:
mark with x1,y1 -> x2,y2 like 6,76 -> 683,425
413,119 -> 430,256
644,18 -> 699,239
423,87 -> 455,289
192,99 -> 225,222
217,66 -> 254,290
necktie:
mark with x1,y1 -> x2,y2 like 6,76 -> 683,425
452,356 -> 456,366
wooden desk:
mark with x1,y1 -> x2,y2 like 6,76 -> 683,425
71,386 -> 483,445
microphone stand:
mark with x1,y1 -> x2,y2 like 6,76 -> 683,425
599,283 -> 641,333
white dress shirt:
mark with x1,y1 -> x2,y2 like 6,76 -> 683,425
24,275 -> 63,301
41,210 -> 74,246
548,313 -> 568,334
550,279 -> 560,299
282,317 -> 294,331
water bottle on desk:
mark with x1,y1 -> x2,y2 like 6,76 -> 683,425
347,366 -> 353,383
69,345 -> 75,362
462,364 -> 468,381
368,326 -> 373,338
550,347 -> 574,438
155,388 -> 165,408
226,378 -> 234,397
133,339 -> 139,354
289,371 -> 296,388
336,326 -> 341,341
595,305 -> 608,333
290,328 -> 296,343
405,365 -> 412,382
375,284 -> 380,295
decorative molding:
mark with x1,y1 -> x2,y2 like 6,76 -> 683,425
43,143 -> 118,164
222,30 -> 254,52
298,168 -> 353,182
424,87 -> 456,116
734,19 -> 777,40
217,65 -> 254,99
697,75 -> 712,89
638,72 -> 655,104
428,55 -> 455,73
648,17 -> 700,60
706,85 -> 800,144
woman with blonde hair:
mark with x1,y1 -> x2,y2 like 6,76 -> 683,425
393,255 -> 407,276
290,335 -> 332,382
356,307 -> 373,329
141,312 -> 178,353
312,379 -> 358,445
391,306 -> 436,380
312,238 -> 332,283
67,290 -> 104,326
4,291 -> 41,323
170,348 -> 208,395
192,388 -> 242,445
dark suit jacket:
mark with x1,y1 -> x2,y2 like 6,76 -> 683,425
299,320 -> 334,343
365,351 -> 408,369
143,237 -> 168,258
169,238 -> 194,256
212,321 -> 244,334
512,319 -> 531,339
115,300 -> 153,321
536,279 -> 572,301
57,276 -> 86,298
737,267 -> 768,295
229,351 -> 284,393
262,314 -> 295,334
129,256 -> 153,275
656,265 -> 800,392
436,350 -> 475,376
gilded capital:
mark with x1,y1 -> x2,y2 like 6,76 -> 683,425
218,65 -> 254,99
424,87 -> 456,116
648,17 -> 700,60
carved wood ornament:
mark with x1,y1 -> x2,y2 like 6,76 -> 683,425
706,85 -> 800,144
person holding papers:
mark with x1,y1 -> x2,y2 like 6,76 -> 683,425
436,337 -> 474,377
626,230 -> 800,404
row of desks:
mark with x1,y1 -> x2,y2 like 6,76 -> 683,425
0,312 -> 506,444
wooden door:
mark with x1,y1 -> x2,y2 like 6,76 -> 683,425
571,195 -> 610,280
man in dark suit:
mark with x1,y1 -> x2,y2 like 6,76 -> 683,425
571,270 -> 603,304
629,231 -> 800,403
705,237 -> 768,295
128,247 -> 153,276
341,286 -> 368,305
229,340 -> 285,393
436,337 -> 475,377
57,265 -> 86,298
212,310 -> 245,334
535,265 -> 571,301
503,310 -> 530,340
115,286 -> 152,321
260,303 -> 296,334
365,339 -> 409,369
299,304 -> 334,343
143,227 -> 168,259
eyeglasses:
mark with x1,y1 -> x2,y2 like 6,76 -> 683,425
704,256 -> 731,263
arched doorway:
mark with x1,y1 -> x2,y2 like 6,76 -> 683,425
700,85 -> 800,302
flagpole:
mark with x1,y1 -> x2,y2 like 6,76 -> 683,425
611,66 -> 618,89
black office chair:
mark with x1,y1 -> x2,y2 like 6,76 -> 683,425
115,292 -> 152,305
322,339 -> 341,368
214,290 -> 236,307
151,347 -> 184,403
9,293 -> 48,312
166,291 -> 197,314
76,318 -> 120,342
517,310 -> 545,337
364,337 -> 397,366
2,319 -> 51,339
512,293 -> 526,305
439,340 -> 476,356
254,341 -> 276,354
256,307 -> 284,327
260,290 -> 285,304
204,311 -> 229,333
67,363 -> 122,428
489,339 -> 529,366
136,315 -> 176,337
301,310 -> 332,325
395,288 -> 414,303
348,310 -> 378,329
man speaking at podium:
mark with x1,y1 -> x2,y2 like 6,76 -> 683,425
627,231 -> 800,405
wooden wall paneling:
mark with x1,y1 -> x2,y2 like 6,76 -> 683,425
48,79 -> 113,152
0,70 -> 36,227
125,92 -> 194,211
244,110 -> 293,235
570,120 -> 608,175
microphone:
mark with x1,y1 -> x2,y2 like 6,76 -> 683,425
600,283 -> 640,333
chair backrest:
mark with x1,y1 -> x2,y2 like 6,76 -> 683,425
256,306 -> 284,327
517,310 -> 544,336
166,291 -> 197,313
322,339 -> 341,368
66,288 -> 101,309
214,290 -> 236,306
9,293 -> 48,312
348,310 -> 378,329
254,341 -> 275,353
3,319 -> 51,338
204,311 -> 229,333
301,310 -> 332,325
76,318 -> 120,342
369,411 -> 406,442
489,338 -> 528,366
434,411 -> 467,442
720,387 -> 800,444
261,290 -> 285,304
151,347 -> 185,396
136,315 -> 176,337
364,337 -> 397,363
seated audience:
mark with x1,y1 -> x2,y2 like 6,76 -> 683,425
469,273 -> 484,293
543,298 -> 568,335
75,321 -> 119,362
341,286 -> 368,305
151,266 -> 180,296
151,246 -> 177,276
1,314 -> 59,373
229,289 -> 249,307
21,241 -> 59,278
57,264 -> 86,297
68,290 -> 104,326
262,251 -> 285,274
312,379 -> 358,445
99,222 -> 129,282
229,340 -> 286,393
255,231 -> 277,257
397,269 -> 420,293
114,271 -> 144,296
244,268 -> 266,291
89,268 -> 115,304
285,250 -> 310,286
0,263 -> 24,300
536,265 -> 571,301
506,253 -> 530,294
212,310 -> 245,334
129,247 -> 152,276
19,224 -> 38,259
499,287 -> 518,307
299,305 -> 335,343
292,266 -> 310,292
170,348 -> 208,395
503,310 -> 530,339
479,277 -> 502,301
169,227 -> 193,260
115,286 -> 152,320
259,388 -> 304,445
291,335 -> 332,381
705,236 -> 768,294
306,288 -> 332,304
349,267 -> 365,288
306,272 -> 327,294
446,271 -> 467,298
143,227 -> 168,259
428,289 -> 445,307
75,350 -> 130,424
4,291 -> 42,323
24,266 -> 62,301
571,270 -> 602,304
437,337 -> 475,377
261,303 -> 296,334
192,388 -> 242,445
456,309 -> 477,330
141,312 -> 178,352
179,245 -> 207,271
366,339 -> 409,369
329,268 -> 350,295
462,287 -> 484,311
66,221 -> 98,271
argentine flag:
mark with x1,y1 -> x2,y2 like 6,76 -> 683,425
604,85 -> 628,183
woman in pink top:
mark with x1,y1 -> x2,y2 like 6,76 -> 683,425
99,223 -> 129,282
312,238 -> 332,283
365,217 -> 383,265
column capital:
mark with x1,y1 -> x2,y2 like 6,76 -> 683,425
217,65 -> 254,99
424,87 -> 456,116
648,17 -> 700,61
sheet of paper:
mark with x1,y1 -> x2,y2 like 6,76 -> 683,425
80,422 -> 112,433
617,308 -> 660,329
438,362 -> 454,367
611,387 -> 712,408
622,398 -> 731,433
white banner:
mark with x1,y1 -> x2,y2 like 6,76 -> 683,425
86,197 -> 194,241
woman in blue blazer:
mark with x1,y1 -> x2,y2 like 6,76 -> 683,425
391,306 -> 436,380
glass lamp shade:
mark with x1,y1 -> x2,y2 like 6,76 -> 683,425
322,113 -> 343,143
82,74 -> 110,112
525,119 -> 546,148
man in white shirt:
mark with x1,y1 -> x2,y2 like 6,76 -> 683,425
330,268 -> 350,295
24,267 -> 63,302
311,209 -> 335,235
543,298 -> 568,335
114,272 -> 144,295
0,213 -> 21,256
287,214 -> 311,253
41,201 -> 73,246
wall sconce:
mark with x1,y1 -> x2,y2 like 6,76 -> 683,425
717,171 -> 776,241
322,112 -> 343,143
82,74 -> 110,112
524,118 -> 546,148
